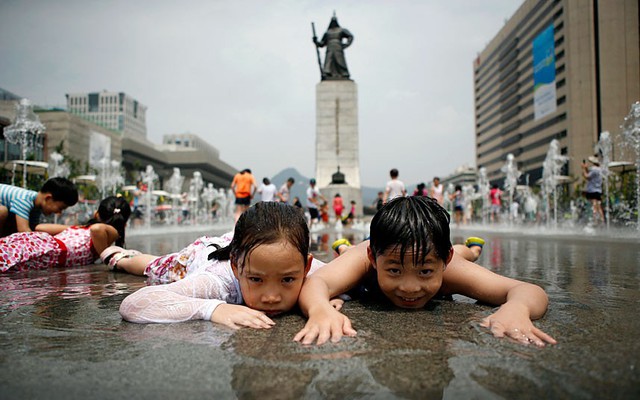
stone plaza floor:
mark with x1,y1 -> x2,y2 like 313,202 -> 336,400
0,224 -> 639,399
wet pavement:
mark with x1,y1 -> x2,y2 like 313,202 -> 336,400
1,225 -> 639,399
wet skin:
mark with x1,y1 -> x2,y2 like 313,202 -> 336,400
233,242 -> 311,316
41,198 -> 68,216
368,246 -> 447,309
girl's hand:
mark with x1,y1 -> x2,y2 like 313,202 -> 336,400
480,304 -> 557,347
293,306 -> 356,345
211,304 -> 275,330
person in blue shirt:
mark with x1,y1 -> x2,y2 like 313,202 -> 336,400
0,177 -> 78,237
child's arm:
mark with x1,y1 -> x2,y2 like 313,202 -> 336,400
35,223 -> 71,235
293,242 -> 369,345
120,272 -> 274,329
89,223 -> 120,255
15,215 -> 32,233
441,252 -> 556,346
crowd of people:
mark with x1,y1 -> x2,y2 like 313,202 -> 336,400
0,170 -> 560,348
375,159 -> 610,227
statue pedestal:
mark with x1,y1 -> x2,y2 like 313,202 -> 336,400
315,80 -> 362,217
321,184 -> 362,220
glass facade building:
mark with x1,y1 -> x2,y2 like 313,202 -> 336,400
474,0 -> 639,185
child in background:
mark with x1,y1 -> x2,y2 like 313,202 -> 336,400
490,184 -> 503,223
332,193 -> 344,223
383,168 -> 406,203
430,177 -> 444,205
294,196 -> 556,347
450,184 -> 464,225
118,202 -> 329,330
320,202 -> 330,224
0,177 -> 78,237
342,200 -> 357,225
412,183 -> 428,197
0,196 -> 131,271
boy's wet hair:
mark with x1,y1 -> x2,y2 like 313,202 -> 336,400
41,177 -> 78,206
209,202 -> 309,272
369,196 -> 452,266
87,196 -> 131,247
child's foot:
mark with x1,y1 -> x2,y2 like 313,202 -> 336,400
100,246 -> 141,271
331,238 -> 352,256
464,237 -> 485,260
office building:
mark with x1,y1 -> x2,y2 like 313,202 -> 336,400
474,0 -> 639,185
66,91 -> 147,140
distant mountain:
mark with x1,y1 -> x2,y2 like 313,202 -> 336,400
270,168 -> 310,205
270,167 -> 408,208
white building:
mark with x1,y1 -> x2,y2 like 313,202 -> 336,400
66,91 -> 147,140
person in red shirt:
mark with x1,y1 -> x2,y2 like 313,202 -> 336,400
332,193 -> 344,223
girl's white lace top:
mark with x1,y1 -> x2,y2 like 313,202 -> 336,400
119,234 -> 325,323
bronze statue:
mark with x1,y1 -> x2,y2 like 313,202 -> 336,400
312,14 -> 354,80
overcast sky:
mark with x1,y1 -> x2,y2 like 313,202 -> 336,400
0,0 -> 521,188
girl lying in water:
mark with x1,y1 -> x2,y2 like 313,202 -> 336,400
119,202 -> 326,329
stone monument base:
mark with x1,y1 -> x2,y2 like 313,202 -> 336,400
320,184 -> 362,220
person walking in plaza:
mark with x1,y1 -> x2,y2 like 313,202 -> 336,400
231,168 -> 257,222
383,168 -> 406,204
429,177 -> 444,206
257,177 -> 277,202
450,184 -> 465,225
582,155 -> 604,225
277,177 -> 295,204
130,180 -> 145,228
1,177 -> 78,237
306,178 -> 326,229
332,193 -> 344,223
489,184 -> 503,223
412,183 -> 428,197
374,191 -> 384,212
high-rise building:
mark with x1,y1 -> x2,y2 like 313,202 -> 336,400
66,91 -> 147,140
474,0 -> 639,185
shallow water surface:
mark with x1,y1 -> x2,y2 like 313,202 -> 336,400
1,228 -> 639,399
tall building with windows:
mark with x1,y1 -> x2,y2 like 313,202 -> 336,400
66,91 -> 147,140
474,0 -> 639,185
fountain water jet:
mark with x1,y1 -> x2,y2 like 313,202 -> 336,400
189,171 -> 204,225
501,154 -> 521,224
541,139 -> 569,227
621,101 -> 640,231
477,167 -> 490,224
596,131 -> 613,230
48,151 -> 70,179
140,165 -> 158,229
3,99 -> 46,188
165,168 -> 184,226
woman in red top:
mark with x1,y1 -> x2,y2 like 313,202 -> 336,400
332,193 -> 344,223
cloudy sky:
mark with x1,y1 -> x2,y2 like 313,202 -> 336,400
0,0 -> 521,188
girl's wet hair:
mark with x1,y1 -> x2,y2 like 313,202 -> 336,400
369,196 -> 452,266
208,202 -> 309,272
86,196 -> 132,247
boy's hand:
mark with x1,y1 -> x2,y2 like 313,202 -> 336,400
293,306 -> 356,345
211,304 -> 275,330
480,304 -> 556,347
329,298 -> 345,311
